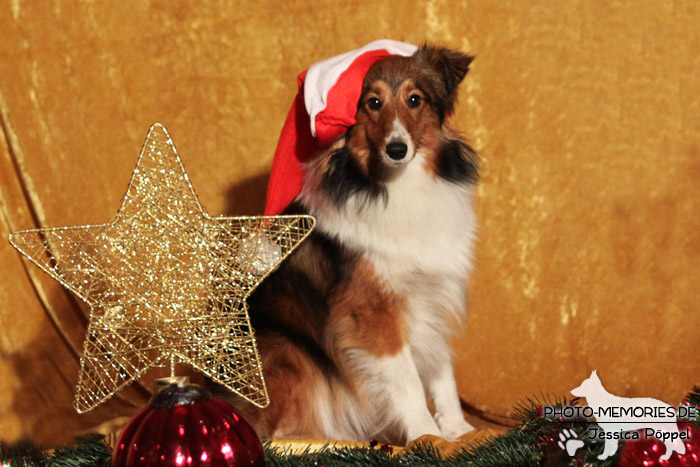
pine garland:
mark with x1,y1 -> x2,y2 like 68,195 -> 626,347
1,387 -> 698,466
0,434 -> 112,467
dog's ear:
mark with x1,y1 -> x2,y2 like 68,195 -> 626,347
415,44 -> 473,99
414,44 -> 474,118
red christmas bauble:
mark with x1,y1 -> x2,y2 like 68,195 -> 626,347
619,422 -> 700,467
112,383 -> 265,466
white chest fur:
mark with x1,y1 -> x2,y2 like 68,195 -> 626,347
307,152 -> 477,316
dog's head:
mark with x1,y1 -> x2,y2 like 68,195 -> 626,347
306,45 -> 478,209
352,45 -> 474,167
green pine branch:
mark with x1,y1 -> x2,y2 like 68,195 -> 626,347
2,385 -> 697,466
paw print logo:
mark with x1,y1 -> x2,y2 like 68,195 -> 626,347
557,428 -> 584,456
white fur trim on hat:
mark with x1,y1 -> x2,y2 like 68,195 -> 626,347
303,40 -> 418,137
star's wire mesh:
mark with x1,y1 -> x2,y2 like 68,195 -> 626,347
9,123 -> 315,413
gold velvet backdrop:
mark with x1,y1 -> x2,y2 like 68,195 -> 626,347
1,1 -> 699,443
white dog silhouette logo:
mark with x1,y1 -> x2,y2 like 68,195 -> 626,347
567,370 -> 687,461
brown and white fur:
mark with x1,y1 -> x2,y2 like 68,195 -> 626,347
234,45 -> 478,445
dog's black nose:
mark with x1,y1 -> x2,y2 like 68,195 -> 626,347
386,142 -> 408,160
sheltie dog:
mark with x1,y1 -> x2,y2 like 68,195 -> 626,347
241,45 -> 479,445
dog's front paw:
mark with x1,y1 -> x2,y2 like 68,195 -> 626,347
436,416 -> 474,440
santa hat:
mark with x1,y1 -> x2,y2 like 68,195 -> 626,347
264,40 -> 418,215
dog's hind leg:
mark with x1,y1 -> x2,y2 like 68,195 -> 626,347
246,337 -> 333,438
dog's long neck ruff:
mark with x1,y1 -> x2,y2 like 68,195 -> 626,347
300,150 -> 477,318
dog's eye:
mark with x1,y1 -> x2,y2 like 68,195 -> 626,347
367,98 -> 382,110
408,94 -> 422,108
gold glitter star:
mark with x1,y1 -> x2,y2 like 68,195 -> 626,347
9,123 -> 314,413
